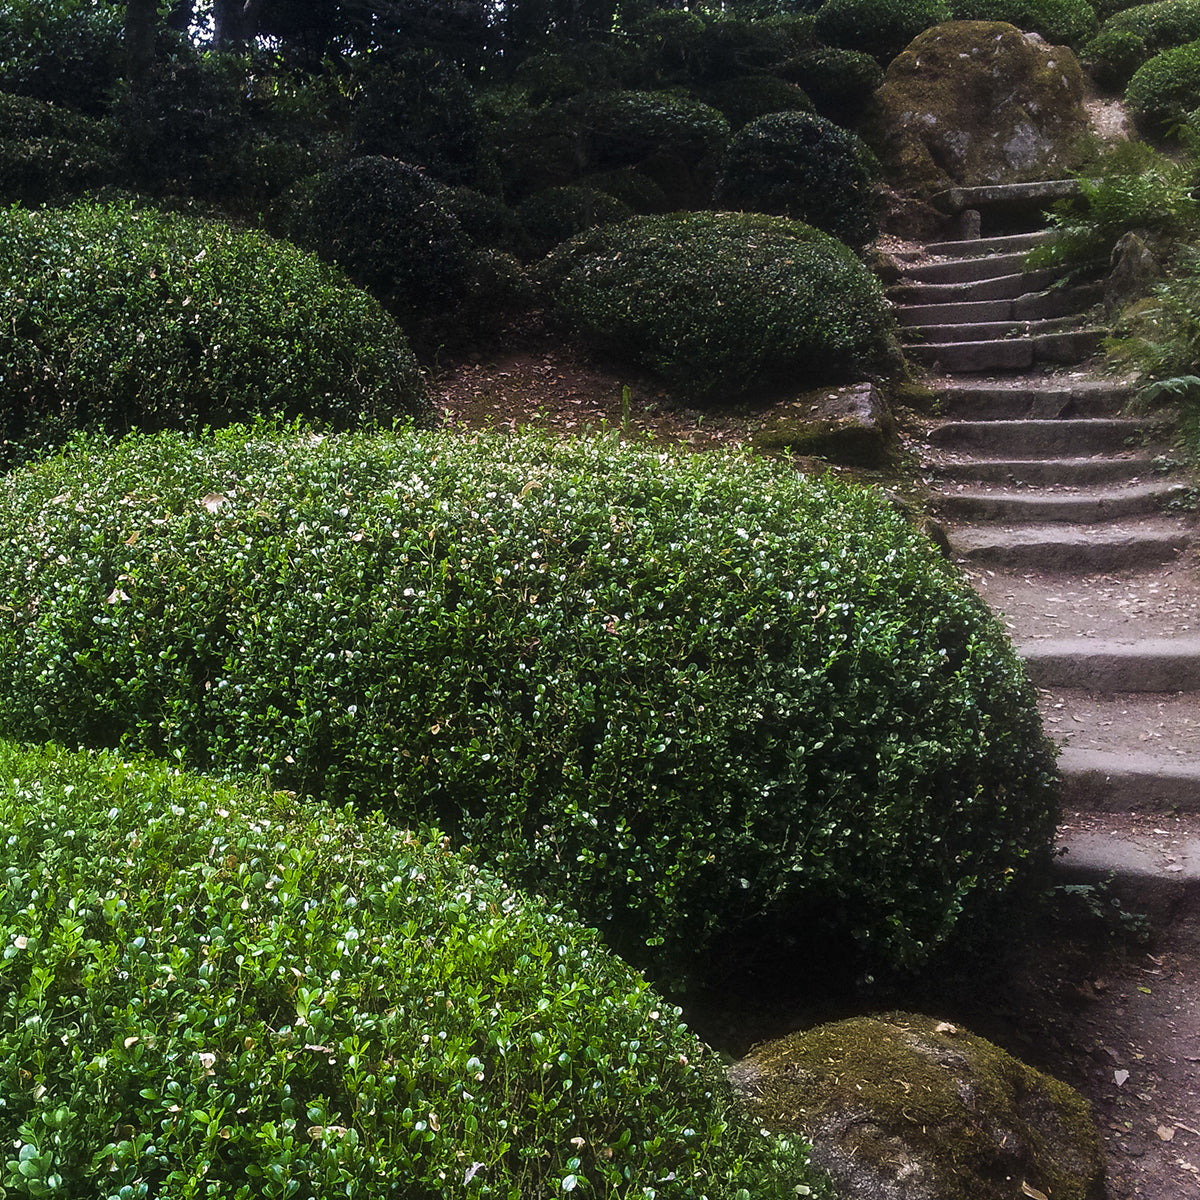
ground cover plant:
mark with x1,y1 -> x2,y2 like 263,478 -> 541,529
0,739 -> 829,1199
0,201 -> 427,467
543,212 -> 895,399
0,424 -> 1059,989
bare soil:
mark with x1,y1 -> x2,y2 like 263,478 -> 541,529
434,334 -> 1200,1199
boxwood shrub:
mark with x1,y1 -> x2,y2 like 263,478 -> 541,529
713,111 -> 878,247
1083,26 -> 1150,87
544,212 -> 894,397
0,425 -> 1058,988
702,75 -> 815,130
0,202 -> 427,467
0,740 -> 829,1199
1104,0 -> 1200,47
576,89 -> 730,170
515,185 -> 634,256
780,46 -> 885,121
950,0 -> 1099,44
0,93 -> 114,205
1125,38 -> 1200,130
813,0 -> 953,62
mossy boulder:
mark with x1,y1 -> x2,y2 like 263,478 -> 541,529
749,383 -> 898,466
869,21 -> 1089,195
729,1012 -> 1107,1200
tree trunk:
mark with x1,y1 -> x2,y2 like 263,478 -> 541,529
125,0 -> 161,81
213,0 -> 269,48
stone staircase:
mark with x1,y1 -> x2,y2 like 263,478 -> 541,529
891,190 -> 1200,917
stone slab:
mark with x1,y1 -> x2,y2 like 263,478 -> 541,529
949,522 -> 1191,571
1020,637 -> 1200,691
1058,748 -> 1200,812
929,417 -> 1145,456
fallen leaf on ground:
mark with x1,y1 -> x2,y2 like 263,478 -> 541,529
1158,1126 -> 1176,1142
1114,1069 -> 1130,1086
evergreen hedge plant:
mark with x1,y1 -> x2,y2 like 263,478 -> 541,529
0,740 -> 829,1199
544,212 -> 894,397
0,425 -> 1059,988
0,202 -> 427,467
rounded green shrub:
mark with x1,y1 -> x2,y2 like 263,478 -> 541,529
516,185 -> 633,256
0,740 -> 829,1199
0,93 -> 114,205
713,110 -> 878,247
0,425 -> 1058,987
0,202 -> 426,466
781,46 -> 885,120
445,185 -> 527,254
1125,38 -> 1200,130
287,156 -> 472,329
702,74 -> 815,129
950,0 -> 1099,44
0,0 -> 124,116
1082,26 -> 1150,87
582,168 -> 672,213
545,211 -> 893,394
351,51 -> 487,187
576,89 -> 730,169
1105,0 -> 1200,47
813,0 -> 953,62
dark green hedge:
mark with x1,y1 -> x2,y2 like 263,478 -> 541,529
1125,38 -> 1200,129
713,111 -> 878,247
0,202 -> 427,466
0,740 -> 828,1199
0,93 -> 114,205
813,0 -> 952,62
0,426 -> 1059,988
544,212 -> 894,397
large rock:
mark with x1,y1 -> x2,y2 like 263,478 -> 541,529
870,22 -> 1088,197
729,1012 -> 1106,1200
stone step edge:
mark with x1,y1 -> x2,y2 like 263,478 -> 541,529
1058,747 -> 1200,813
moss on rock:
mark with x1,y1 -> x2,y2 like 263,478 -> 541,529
730,1012 -> 1106,1200
868,20 -> 1089,195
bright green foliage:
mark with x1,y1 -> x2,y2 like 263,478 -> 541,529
0,0 -> 124,116
1029,139 -> 1200,265
1108,247 -> 1200,386
286,156 -> 473,331
1125,38 -> 1200,130
0,740 -> 831,1199
813,0 -> 953,62
1104,0 -> 1200,47
1082,26 -> 1150,88
545,212 -> 893,396
516,185 -> 634,256
0,426 -> 1058,986
0,93 -> 114,205
0,202 -> 427,466
949,0 -> 1098,45
713,111 -> 878,247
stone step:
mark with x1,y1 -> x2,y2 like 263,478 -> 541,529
924,230 -> 1056,257
930,456 -> 1161,486
896,283 -> 1102,326
935,382 -> 1130,420
901,250 -> 1032,284
906,330 -> 1106,372
933,179 -> 1084,214
903,317 -> 1096,346
948,518 -> 1191,571
888,266 -> 1066,305
1052,817 -> 1200,920
929,418 -> 1146,456
1021,636 -> 1200,690
1058,748 -> 1200,812
935,481 -> 1190,523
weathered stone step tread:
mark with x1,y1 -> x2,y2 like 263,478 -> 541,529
1021,636 -> 1200,692
930,417 -> 1150,456
889,266 -> 1067,305
902,317 -> 1090,345
907,330 -> 1105,372
1057,747 -> 1200,812
902,250 -> 1033,284
935,481 -> 1191,523
929,456 -> 1162,486
935,382 -> 1130,420
934,179 -> 1083,212
949,519 -> 1191,571
897,283 -> 1103,325
924,230 -> 1055,257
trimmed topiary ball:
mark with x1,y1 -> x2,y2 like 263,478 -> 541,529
516,184 -> 634,255
950,0 -> 1099,44
703,74 -> 815,129
0,201 -> 427,466
0,425 -> 1058,988
1083,25 -> 1151,87
713,110 -> 878,246
287,156 -> 472,330
0,740 -> 831,1199
813,0 -> 953,62
576,88 -> 730,169
544,212 -> 892,394
1125,37 -> 1200,130
780,46 -> 885,120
